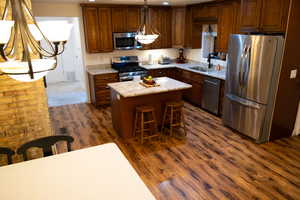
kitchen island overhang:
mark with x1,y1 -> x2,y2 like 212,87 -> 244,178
108,77 -> 192,138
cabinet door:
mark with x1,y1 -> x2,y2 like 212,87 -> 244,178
127,7 -> 141,32
190,82 -> 203,106
98,8 -> 113,52
216,3 -> 236,53
149,8 -> 162,49
82,7 -> 101,53
191,23 -> 202,49
260,0 -> 290,32
111,8 -> 127,32
240,0 -> 262,32
160,8 -> 172,48
172,7 -> 186,48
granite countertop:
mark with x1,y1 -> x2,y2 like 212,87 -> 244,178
86,62 -> 226,80
86,64 -> 118,75
141,63 -> 226,80
108,77 -> 192,98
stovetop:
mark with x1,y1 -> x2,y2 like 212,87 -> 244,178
111,56 -> 147,73
117,66 -> 147,73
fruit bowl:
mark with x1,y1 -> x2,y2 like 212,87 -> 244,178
143,76 -> 156,86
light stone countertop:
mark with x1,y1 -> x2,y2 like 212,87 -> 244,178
86,62 -> 226,80
141,63 -> 226,80
108,77 -> 192,98
86,64 -> 118,75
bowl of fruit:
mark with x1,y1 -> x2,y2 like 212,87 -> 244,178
143,76 -> 156,86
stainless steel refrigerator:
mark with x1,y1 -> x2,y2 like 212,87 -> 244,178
222,34 -> 285,143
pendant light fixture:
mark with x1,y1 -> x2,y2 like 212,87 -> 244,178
135,0 -> 160,45
0,0 -> 73,82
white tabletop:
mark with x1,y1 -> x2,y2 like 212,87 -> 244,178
0,143 -> 156,200
108,77 -> 192,98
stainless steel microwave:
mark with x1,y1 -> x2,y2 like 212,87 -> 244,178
113,32 -> 142,50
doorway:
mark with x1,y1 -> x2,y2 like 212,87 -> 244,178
36,17 -> 87,107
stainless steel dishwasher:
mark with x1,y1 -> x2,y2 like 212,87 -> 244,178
201,77 -> 221,115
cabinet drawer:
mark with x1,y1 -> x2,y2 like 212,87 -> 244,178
94,73 -> 118,81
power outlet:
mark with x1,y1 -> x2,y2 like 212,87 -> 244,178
290,69 -> 298,79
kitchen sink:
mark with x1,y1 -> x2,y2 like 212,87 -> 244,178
189,66 -> 209,72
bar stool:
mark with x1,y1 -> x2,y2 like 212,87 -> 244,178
161,101 -> 187,138
133,106 -> 159,144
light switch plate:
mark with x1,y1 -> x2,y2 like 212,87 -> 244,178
290,69 -> 297,79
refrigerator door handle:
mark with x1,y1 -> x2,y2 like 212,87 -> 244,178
226,94 -> 261,109
243,46 -> 251,86
239,46 -> 247,86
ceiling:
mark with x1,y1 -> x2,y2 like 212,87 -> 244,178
31,0 -> 213,6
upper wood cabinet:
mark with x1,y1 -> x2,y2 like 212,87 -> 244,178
192,4 -> 218,20
111,7 -> 141,33
148,7 -> 172,49
260,0 -> 290,32
216,1 -> 241,53
240,0 -> 290,33
172,7 -> 192,48
111,8 -> 127,32
127,7 -> 141,32
240,0 -> 261,32
82,7 -> 113,53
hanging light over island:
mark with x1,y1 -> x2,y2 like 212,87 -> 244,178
0,0 -> 72,82
135,0 -> 160,45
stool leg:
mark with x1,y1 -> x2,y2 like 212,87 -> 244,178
181,108 -> 187,137
141,112 -> 144,144
161,106 -> 168,136
170,107 -> 174,137
133,111 -> 139,137
151,110 -> 159,141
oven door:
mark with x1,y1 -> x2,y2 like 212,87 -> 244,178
113,33 -> 141,50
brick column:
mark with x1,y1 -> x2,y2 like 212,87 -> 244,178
0,0 -> 53,164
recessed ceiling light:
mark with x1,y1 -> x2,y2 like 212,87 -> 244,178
162,1 -> 169,5
89,0 -> 95,2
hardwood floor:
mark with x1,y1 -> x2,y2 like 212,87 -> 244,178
49,103 -> 300,200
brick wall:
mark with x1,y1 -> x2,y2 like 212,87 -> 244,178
0,0 -> 53,165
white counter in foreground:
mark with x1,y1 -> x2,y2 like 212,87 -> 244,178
0,143 -> 156,200
108,77 -> 192,98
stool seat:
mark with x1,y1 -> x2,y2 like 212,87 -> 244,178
136,106 -> 155,112
166,101 -> 184,107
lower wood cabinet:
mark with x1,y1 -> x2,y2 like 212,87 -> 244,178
88,73 -> 119,106
148,68 -> 176,79
148,68 -> 225,115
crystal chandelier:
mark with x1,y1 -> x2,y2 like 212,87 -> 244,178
0,0 -> 73,82
135,0 -> 159,45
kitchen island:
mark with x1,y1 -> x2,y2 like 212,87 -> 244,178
108,77 -> 192,138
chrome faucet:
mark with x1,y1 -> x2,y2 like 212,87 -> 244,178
207,53 -> 215,69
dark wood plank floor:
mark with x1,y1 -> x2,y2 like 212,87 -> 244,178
49,103 -> 300,200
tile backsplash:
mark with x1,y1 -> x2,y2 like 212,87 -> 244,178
85,49 -> 178,66
185,48 -> 227,67
85,48 -> 227,68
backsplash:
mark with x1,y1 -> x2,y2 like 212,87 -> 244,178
185,48 -> 227,67
85,48 -> 227,68
85,49 -> 178,66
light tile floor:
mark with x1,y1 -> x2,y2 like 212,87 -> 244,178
46,81 -> 87,107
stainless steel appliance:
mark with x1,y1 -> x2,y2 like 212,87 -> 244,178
201,77 -> 221,115
222,34 -> 285,143
113,32 -> 142,50
111,56 -> 148,82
